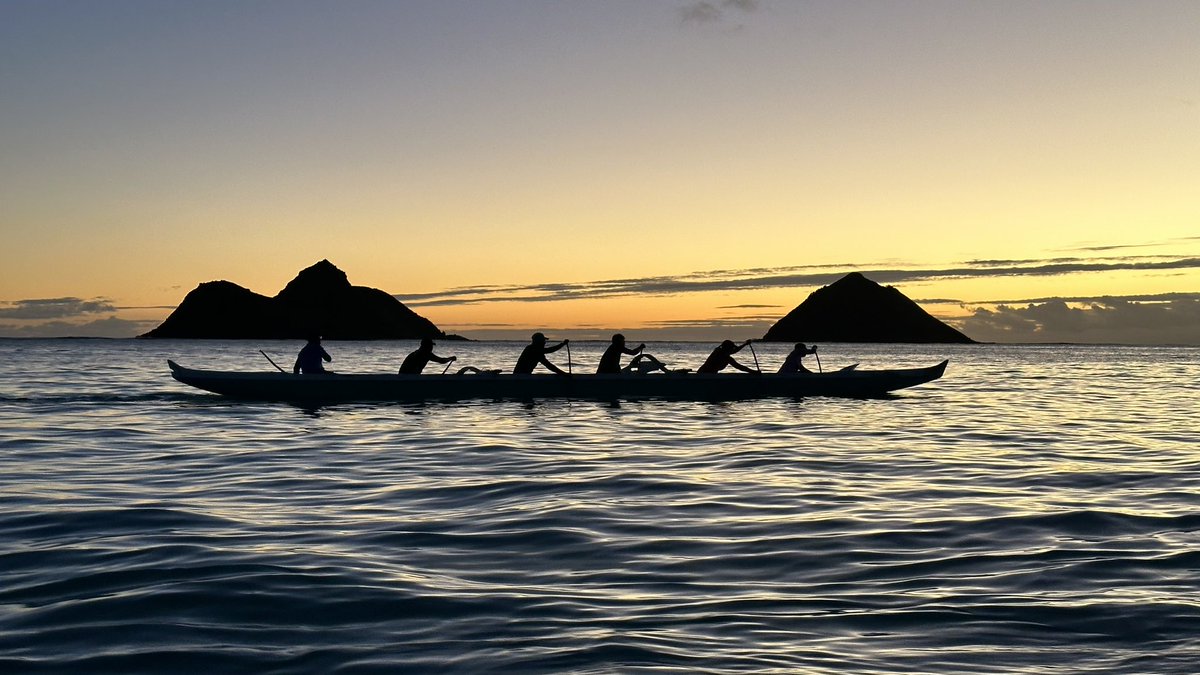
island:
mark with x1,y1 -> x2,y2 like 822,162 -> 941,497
140,260 -> 461,340
763,272 -> 975,343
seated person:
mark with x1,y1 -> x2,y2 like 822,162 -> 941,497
399,338 -> 456,374
778,343 -> 818,374
514,332 -> 570,375
697,339 -> 758,374
596,333 -> 645,374
293,335 -> 332,374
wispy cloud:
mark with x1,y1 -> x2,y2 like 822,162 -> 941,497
678,0 -> 759,25
1057,236 -> 1200,254
0,297 -> 116,320
0,316 -> 151,339
397,254 -> 1200,308
443,317 -> 774,342
420,250 -> 1200,343
920,292 -> 1200,306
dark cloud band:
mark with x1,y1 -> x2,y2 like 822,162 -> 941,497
396,254 -> 1200,308
0,297 -> 116,320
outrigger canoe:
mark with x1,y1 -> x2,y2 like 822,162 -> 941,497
168,359 -> 948,402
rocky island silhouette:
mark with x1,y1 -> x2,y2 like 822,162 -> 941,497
141,260 -> 460,340
764,272 -> 974,343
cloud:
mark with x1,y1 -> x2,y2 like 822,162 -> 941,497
1056,235 -> 1200,254
0,296 -> 149,337
418,251 -> 1200,343
0,297 -> 116,320
679,0 -> 758,24
442,318 -> 773,343
429,291 -> 1200,344
0,296 -> 172,337
0,316 -> 149,338
923,292 -> 1200,306
958,298 -> 1200,345
397,253 -> 1200,308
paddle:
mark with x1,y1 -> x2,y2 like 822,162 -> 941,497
813,347 -> 822,373
565,340 -> 572,374
441,356 -> 457,375
747,340 -> 762,374
260,350 -> 287,373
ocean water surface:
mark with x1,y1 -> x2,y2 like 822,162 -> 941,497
1,339 -> 1198,673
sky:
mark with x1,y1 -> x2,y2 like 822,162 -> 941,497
2,0 -> 1198,343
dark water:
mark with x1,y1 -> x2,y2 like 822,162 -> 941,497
2,339 -> 1198,673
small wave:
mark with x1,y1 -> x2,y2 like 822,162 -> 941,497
951,509 -> 1200,538
0,392 -> 215,406
2,505 -> 241,541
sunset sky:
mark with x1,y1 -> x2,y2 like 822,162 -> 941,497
3,1 -> 1198,343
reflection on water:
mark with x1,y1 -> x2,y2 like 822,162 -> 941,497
1,340 -> 1198,673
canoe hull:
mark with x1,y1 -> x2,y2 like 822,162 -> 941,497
168,360 -> 948,402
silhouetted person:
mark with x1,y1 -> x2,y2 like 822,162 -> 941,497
597,334 -> 684,374
778,343 -> 818,374
597,333 -> 645,374
697,339 -> 757,374
514,332 -> 570,375
399,337 -> 456,374
293,335 -> 331,374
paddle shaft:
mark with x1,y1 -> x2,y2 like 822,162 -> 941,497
260,350 -> 287,373
566,341 -> 572,374
814,351 -> 822,373
747,341 -> 761,373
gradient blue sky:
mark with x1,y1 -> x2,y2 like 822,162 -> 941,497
2,1 -> 1198,342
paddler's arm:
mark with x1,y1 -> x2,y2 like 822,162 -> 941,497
540,357 -> 569,376
728,358 -> 758,374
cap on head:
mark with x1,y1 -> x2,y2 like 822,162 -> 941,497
795,343 -> 808,350
532,332 -> 546,342
421,337 -> 435,348
720,339 -> 736,350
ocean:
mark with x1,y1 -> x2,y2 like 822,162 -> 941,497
1,339 -> 1198,674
